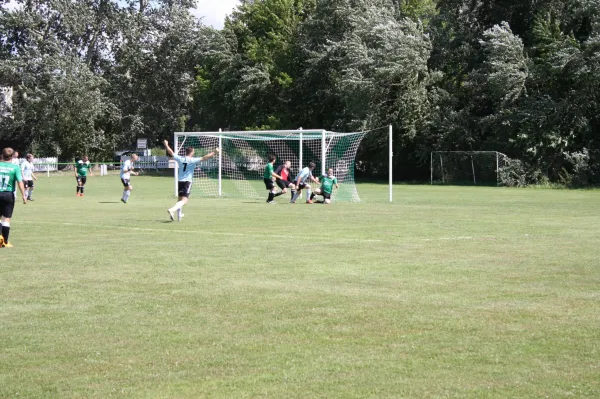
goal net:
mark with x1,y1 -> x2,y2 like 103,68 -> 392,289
431,151 -> 508,186
174,129 -> 368,202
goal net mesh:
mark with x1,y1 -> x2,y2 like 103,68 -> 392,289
175,130 -> 367,202
431,151 -> 508,186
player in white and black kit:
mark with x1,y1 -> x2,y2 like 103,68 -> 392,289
291,162 -> 319,204
120,153 -> 139,203
20,154 -> 37,201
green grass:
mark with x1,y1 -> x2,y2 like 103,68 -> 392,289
1,176 -> 599,398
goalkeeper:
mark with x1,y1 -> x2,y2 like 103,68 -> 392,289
274,160 -> 296,200
310,167 -> 339,204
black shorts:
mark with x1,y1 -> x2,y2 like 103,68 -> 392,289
121,178 -> 131,187
320,192 -> 331,200
276,179 -> 292,189
76,176 -> 87,185
264,178 -> 275,190
24,180 -> 34,188
296,182 -> 308,190
0,191 -> 15,218
178,181 -> 192,198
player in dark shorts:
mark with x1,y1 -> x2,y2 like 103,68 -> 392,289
75,155 -> 93,196
263,154 -> 284,204
0,147 -> 27,248
311,167 -> 339,204
274,160 -> 297,200
163,140 -> 218,221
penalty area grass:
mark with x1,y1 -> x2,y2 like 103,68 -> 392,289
0,175 -> 599,398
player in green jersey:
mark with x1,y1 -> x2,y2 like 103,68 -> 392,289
310,167 -> 339,204
263,154 -> 283,204
0,148 -> 27,248
75,155 -> 93,196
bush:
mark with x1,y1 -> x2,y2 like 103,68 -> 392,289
499,158 -> 542,187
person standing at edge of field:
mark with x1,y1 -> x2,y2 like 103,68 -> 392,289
163,140 -> 218,221
0,148 -> 27,248
75,155 -> 93,197
264,154 -> 284,204
120,153 -> 139,204
274,160 -> 296,200
21,154 -> 37,201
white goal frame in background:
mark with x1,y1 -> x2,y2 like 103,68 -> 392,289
174,127 -> 393,202
431,151 -> 508,186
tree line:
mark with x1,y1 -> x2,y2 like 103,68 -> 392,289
1,0 -> 599,184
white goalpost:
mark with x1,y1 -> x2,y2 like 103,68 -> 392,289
173,127 -> 393,202
430,151 -> 508,186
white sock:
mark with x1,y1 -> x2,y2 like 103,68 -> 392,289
306,188 -> 312,200
291,191 -> 300,202
124,190 -> 131,201
170,201 -> 185,212
122,190 -> 127,200
177,208 -> 183,218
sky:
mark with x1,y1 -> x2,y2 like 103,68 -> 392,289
6,0 -> 241,30
192,0 -> 240,29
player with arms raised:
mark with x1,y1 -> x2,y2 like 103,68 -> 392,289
164,140 -> 218,221
75,155 -> 93,196
120,153 -> 139,203
310,167 -> 339,204
21,154 -> 37,201
0,148 -> 27,248
291,162 -> 319,204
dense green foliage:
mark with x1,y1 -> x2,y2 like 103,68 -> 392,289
1,0 -> 599,183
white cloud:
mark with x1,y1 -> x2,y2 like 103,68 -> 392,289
191,0 -> 240,29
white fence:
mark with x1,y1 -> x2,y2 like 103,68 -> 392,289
120,155 -> 171,169
32,157 -> 59,172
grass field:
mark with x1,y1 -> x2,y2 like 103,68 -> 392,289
1,175 -> 599,398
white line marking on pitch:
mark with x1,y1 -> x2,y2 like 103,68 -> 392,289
21,221 -> 384,243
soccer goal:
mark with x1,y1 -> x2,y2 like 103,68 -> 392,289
174,128 -> 392,202
431,151 -> 508,186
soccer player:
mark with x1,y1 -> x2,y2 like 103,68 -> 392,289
120,153 -> 139,203
274,160 -> 296,200
264,155 -> 283,204
21,154 -> 37,201
163,140 -> 218,221
290,162 -> 319,204
11,151 -> 20,165
310,167 -> 339,204
0,147 -> 27,248
75,155 -> 93,196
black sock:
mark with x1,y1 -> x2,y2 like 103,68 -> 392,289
310,193 -> 315,200
267,192 -> 274,202
2,225 -> 9,243
77,186 -> 80,193
80,186 -> 85,194
291,190 -> 296,199
274,191 -> 283,197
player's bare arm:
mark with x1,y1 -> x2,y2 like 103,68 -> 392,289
200,148 -> 219,161
163,140 -> 175,157
18,181 -> 26,204
271,172 -> 283,180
